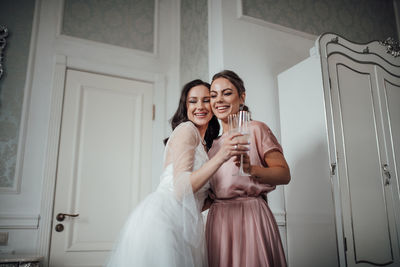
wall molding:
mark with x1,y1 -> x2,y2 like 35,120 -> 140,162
51,2 -> 173,78
208,0 -> 224,78
36,54 -> 67,265
56,0 -> 159,56
273,212 -> 286,226
393,0 -> 400,41
0,213 -> 40,229
236,0 -> 316,41
52,0 -> 164,74
0,0 -> 41,194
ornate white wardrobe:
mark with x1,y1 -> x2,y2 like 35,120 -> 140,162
278,33 -> 400,267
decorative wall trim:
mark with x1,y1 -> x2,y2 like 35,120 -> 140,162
56,34 -> 157,59
54,0 -> 160,66
36,54 -> 67,264
207,0 -> 224,78
153,0 -> 160,56
393,0 -> 400,44
273,212 -> 286,226
0,213 -> 40,229
236,0 -> 316,41
0,0 -> 40,194
56,0 -> 160,56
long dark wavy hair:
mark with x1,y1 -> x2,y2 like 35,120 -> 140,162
211,70 -> 250,112
163,79 -> 220,150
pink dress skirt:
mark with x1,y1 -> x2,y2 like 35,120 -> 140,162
206,121 -> 287,267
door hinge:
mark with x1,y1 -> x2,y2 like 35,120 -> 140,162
328,78 -> 332,89
152,104 -> 155,120
330,163 -> 336,175
344,237 -> 347,252
383,164 -> 391,185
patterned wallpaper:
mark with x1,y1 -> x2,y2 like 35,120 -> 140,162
62,0 -> 155,52
242,0 -> 397,43
180,0 -> 209,86
0,0 -> 35,188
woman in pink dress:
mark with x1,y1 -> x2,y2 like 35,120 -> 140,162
206,70 -> 291,267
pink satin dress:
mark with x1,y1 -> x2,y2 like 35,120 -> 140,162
206,120 -> 287,267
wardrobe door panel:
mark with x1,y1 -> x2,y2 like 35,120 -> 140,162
329,54 -> 398,266
378,68 -> 400,263
383,77 -> 400,188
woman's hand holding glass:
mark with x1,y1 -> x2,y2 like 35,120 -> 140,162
234,153 -> 251,175
214,132 -> 249,164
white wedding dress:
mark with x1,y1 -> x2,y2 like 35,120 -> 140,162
106,121 -> 210,267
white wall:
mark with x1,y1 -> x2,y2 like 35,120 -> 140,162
208,0 -> 314,222
278,55 -> 340,266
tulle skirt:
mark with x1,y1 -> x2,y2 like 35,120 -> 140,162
206,196 -> 287,267
106,189 -> 207,267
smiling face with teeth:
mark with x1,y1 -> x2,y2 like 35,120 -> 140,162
186,85 -> 213,135
210,77 -> 245,130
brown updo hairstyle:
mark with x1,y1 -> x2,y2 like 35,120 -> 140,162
163,79 -> 220,150
211,70 -> 250,112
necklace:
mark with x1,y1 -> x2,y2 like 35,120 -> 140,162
201,139 -> 206,146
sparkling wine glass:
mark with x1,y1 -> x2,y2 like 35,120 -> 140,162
228,111 -> 251,176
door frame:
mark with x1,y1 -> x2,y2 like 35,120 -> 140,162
34,0 -> 180,265
38,55 -> 166,265
48,66 -> 156,266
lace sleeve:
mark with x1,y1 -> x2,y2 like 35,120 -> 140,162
165,122 -> 200,178
164,121 -> 204,247
165,121 -> 200,180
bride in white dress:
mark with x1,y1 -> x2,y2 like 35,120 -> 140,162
106,80 -> 248,267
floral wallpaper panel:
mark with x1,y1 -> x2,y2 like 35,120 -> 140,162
242,0 -> 397,43
0,0 -> 35,188
62,0 -> 155,52
180,0 -> 209,86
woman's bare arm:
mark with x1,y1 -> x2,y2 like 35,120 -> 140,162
238,150 -> 291,185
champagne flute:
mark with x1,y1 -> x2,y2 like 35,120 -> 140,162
228,111 -> 251,176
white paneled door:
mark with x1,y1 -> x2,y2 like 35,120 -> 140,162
329,54 -> 400,266
49,69 -> 153,266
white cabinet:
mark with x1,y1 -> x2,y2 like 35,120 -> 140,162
278,33 -> 400,267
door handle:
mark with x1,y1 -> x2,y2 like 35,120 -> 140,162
55,224 -> 64,232
56,213 -> 79,222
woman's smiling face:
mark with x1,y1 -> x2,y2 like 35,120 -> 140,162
210,77 -> 244,121
186,85 -> 213,129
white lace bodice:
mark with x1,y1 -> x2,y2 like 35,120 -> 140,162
158,137 -> 210,210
